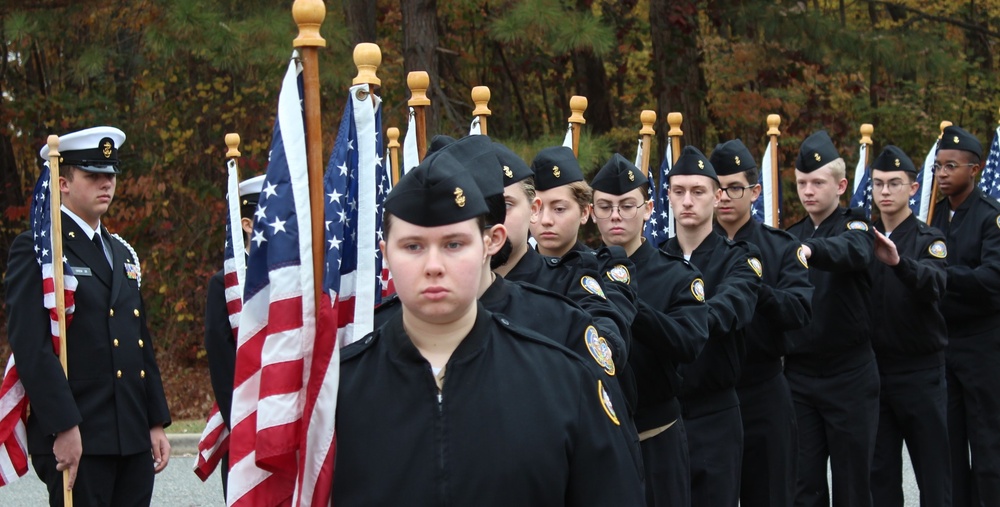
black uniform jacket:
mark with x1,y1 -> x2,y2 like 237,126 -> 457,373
205,268 -> 236,428
6,214 -> 170,455
870,214 -> 948,373
664,231 -> 761,417
333,304 -> 645,507
718,220 -> 813,386
930,187 -> 1000,338
628,240 -> 710,431
785,206 -> 875,376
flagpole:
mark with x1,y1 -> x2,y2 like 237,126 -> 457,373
46,136 -> 73,507
226,133 -> 242,163
292,0 -> 326,307
568,95 -> 588,158
639,110 -> 655,176
926,120 -> 952,224
667,112 -> 683,164
767,114 -> 781,228
407,71 -> 430,161
472,86 -> 491,136
387,127 -> 401,185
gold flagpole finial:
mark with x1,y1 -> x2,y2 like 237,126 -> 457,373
860,124 -> 874,146
939,121 -> 953,138
225,133 -> 241,158
407,71 -> 431,106
667,112 -> 684,137
640,110 -> 656,136
472,86 -> 491,136
767,114 -> 781,136
353,43 -> 382,86
292,0 -> 326,48
388,127 -> 401,185
569,96 -> 588,125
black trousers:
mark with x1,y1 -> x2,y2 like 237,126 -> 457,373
32,451 -> 154,507
640,418 -> 691,507
737,373 -> 797,507
871,364 -> 950,507
686,405 -> 743,507
786,359 -> 880,507
947,331 -> 1000,507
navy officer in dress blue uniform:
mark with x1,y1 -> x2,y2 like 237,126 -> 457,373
711,139 -> 813,507
785,130 -> 878,507
867,145 -> 951,507
6,126 -> 172,506
930,125 -> 1000,507
333,148 -> 644,506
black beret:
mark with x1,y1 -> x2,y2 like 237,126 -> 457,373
668,146 -> 719,184
710,139 -> 757,176
39,126 -> 125,174
426,135 -> 504,199
531,146 -> 584,190
427,135 -> 457,155
492,142 -> 533,186
937,125 -> 983,159
871,145 -> 916,174
795,130 -> 841,173
590,153 -> 648,196
385,150 -> 488,227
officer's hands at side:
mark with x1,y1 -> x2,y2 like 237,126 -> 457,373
54,425 -> 82,490
150,425 -> 171,473
873,230 -> 900,266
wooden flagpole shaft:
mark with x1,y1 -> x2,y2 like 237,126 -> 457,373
639,110 -> 656,176
387,127 -> 401,186
926,120 -> 953,224
667,112 -> 683,164
47,136 -> 72,507
293,0 -> 327,308
568,96 -> 588,159
472,86 -> 491,136
407,71 -> 430,161
767,114 -> 781,228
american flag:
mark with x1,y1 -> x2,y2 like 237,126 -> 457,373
193,156 -> 244,481
850,143 -> 872,219
913,138 -> 940,221
227,53 -> 311,507
644,143 -> 674,247
978,126 -> 1000,202
563,122 -> 574,149
0,163 -> 78,487
754,140 -> 781,227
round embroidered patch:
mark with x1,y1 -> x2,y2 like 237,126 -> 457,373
584,325 -> 615,376
748,257 -> 763,278
598,380 -> 620,426
606,264 -> 631,284
928,240 -> 947,259
996,214 -> 1000,230
580,276 -> 607,299
846,220 -> 870,232
796,246 -> 809,269
690,278 -> 706,302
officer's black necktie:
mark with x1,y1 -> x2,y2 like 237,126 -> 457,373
93,233 -> 110,266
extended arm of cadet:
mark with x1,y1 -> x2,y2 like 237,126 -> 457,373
756,242 -> 812,331
889,234 -> 947,305
803,227 -> 875,272
706,243 -> 762,337
944,217 -> 1000,310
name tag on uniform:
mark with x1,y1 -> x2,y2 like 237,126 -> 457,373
70,266 -> 93,277
124,263 -> 140,280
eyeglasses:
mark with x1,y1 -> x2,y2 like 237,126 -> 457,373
592,202 -> 641,219
932,162 -> 976,173
872,180 -> 907,193
720,185 -> 754,199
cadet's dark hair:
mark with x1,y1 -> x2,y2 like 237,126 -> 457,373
743,166 -> 760,186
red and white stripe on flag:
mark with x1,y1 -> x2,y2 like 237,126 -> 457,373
194,402 -> 230,481
0,358 -> 29,486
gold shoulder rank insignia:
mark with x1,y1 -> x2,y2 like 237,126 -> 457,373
580,276 -> 607,299
846,220 -> 869,232
928,240 -> 947,259
585,326 -> 615,376
690,278 -> 706,302
748,257 -> 763,278
796,246 -> 809,268
598,380 -> 620,426
606,264 -> 631,284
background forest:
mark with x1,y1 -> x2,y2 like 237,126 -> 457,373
2,0 -> 998,418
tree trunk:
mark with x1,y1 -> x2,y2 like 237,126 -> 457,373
342,0 -> 377,46
571,50 -> 614,135
401,0 -> 440,136
650,0 -> 707,154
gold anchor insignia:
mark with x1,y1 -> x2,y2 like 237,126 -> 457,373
894,158 -> 900,167
697,160 -> 704,170
69,231 -> 76,238
735,156 -> 741,166
814,152 -> 822,162
454,187 -> 466,207
552,165 -> 561,178
628,170 -> 635,181
953,136 -> 960,144
102,141 -> 112,158
503,165 -> 513,178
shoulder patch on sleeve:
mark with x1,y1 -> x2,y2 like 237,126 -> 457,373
747,257 -> 763,278
996,214 -> 1000,230
605,264 -> 631,284
584,325 -> 615,376
598,380 -> 620,426
690,278 -> 706,302
796,246 -> 809,268
928,240 -> 947,259
846,220 -> 870,232
579,275 -> 606,299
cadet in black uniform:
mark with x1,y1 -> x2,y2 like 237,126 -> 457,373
590,153 -> 710,507
203,174 -> 263,496
530,146 -> 594,257
6,127 -> 172,506
930,125 -> 1000,507
333,149 -> 644,506
867,145 -> 951,506
663,146 -> 762,507
785,130 -> 878,507
711,139 -> 813,507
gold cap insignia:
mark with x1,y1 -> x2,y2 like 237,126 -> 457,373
552,165 -> 561,178
503,165 -> 513,179
628,170 -> 635,181
454,187 -> 466,208
735,156 -> 741,166
954,136 -> 960,144
697,160 -> 705,170
814,152 -> 822,162
102,141 -> 113,158
242,199 -> 248,206
894,158 -> 900,167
